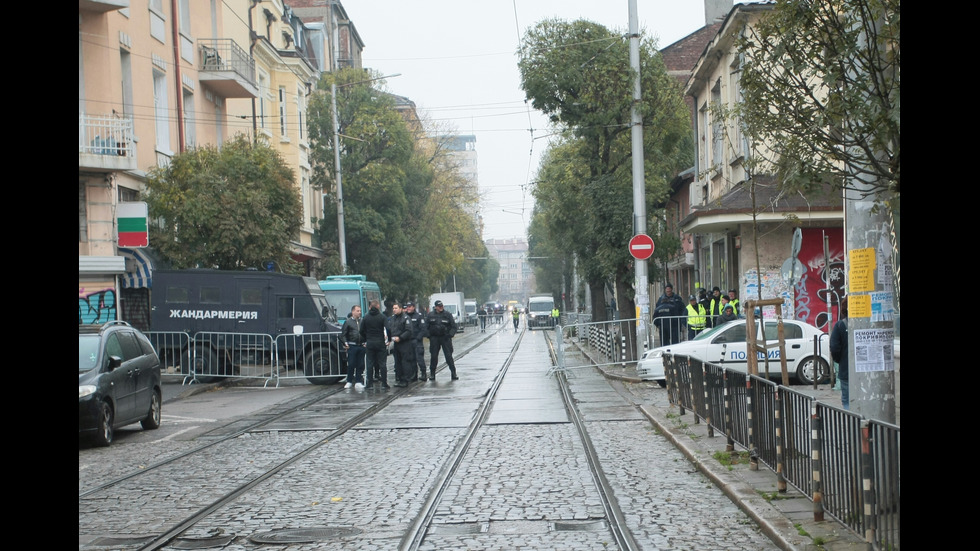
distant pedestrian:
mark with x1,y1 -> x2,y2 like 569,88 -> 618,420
551,306 -> 560,328
360,299 -> 390,389
478,306 -> 488,332
404,302 -> 427,381
512,307 -> 520,332
830,297 -> 850,410
426,300 -> 459,380
341,305 -> 365,390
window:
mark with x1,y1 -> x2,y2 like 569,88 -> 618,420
153,69 -> 171,153
710,79 -> 723,169
257,73 -> 268,131
200,287 -> 220,303
279,87 -> 287,137
241,287 -> 263,305
118,186 -> 139,202
120,49 -> 133,117
79,182 -> 88,243
183,88 -> 196,149
166,286 -> 190,304
148,0 -> 166,43
296,86 -> 305,140
278,297 -> 295,318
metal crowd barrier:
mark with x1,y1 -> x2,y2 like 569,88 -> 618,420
664,353 -> 900,550
145,330 -> 344,387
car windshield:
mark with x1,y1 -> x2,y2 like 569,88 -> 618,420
79,334 -> 100,371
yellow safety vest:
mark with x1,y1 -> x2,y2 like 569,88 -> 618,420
686,304 -> 706,330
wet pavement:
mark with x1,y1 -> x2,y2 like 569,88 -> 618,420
112,324 -> 885,550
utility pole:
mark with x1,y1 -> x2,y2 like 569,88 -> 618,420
843,15 -> 898,424
628,0 -> 650,352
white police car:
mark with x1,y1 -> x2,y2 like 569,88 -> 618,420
637,319 -> 832,386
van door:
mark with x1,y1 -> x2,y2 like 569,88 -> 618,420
235,277 -> 269,334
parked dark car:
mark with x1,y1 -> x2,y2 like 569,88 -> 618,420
79,321 -> 163,446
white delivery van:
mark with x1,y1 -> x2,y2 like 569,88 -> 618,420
429,292 -> 466,333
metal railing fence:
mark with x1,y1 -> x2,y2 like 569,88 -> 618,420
145,330 -> 343,387
664,353 -> 900,550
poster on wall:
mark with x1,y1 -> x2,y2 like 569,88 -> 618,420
793,228 -> 845,332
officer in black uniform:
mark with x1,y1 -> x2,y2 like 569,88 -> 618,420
404,302 -> 427,381
425,300 -> 458,380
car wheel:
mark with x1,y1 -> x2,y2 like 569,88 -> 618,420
95,400 -> 114,447
193,346 -> 220,383
304,348 -> 339,385
657,380 -> 667,388
796,356 -> 831,385
141,389 -> 162,430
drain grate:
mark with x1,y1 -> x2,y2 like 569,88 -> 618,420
553,520 -> 609,532
249,526 -> 362,544
88,536 -> 154,547
171,534 -> 236,549
427,523 -> 489,535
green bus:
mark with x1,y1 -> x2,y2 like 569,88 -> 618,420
318,275 -> 383,320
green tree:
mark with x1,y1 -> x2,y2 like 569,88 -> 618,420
144,134 -> 302,271
736,0 -> 900,199
520,19 -> 692,322
307,69 -> 491,302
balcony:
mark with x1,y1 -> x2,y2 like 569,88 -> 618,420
198,39 -> 258,98
79,113 -> 136,173
78,0 -> 129,13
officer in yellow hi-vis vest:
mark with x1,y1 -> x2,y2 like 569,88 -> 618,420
551,306 -> 560,328
685,295 -> 707,341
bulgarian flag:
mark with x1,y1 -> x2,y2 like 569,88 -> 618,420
117,202 -> 148,248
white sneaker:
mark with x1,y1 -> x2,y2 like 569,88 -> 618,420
344,382 -> 353,389
354,382 -> 365,391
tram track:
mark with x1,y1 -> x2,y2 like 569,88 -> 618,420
80,321 -> 650,550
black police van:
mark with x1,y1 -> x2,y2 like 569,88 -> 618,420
149,269 -> 343,384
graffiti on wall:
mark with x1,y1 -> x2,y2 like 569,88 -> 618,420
742,268 -> 793,319
79,287 -> 116,324
793,228 -> 845,332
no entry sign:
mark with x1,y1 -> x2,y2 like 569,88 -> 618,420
628,234 -> 655,260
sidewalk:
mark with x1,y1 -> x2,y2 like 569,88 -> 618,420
596,363 -> 868,551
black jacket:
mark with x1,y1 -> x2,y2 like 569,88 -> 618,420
386,312 -> 413,348
341,314 -> 362,345
360,307 -> 388,348
426,308 -> 457,338
406,310 -> 426,341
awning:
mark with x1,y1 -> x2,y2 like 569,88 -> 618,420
119,247 -> 155,289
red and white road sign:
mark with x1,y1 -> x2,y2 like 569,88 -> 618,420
628,233 -> 655,260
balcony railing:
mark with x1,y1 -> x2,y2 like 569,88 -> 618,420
198,38 -> 257,98
79,113 -> 136,172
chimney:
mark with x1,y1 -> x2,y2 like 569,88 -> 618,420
704,0 -> 733,25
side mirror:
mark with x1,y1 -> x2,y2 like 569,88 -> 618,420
107,356 -> 123,371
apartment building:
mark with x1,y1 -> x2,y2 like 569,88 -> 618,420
79,1 -> 332,327
678,2 -> 844,328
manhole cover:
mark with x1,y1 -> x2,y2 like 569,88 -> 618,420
249,526 -> 362,544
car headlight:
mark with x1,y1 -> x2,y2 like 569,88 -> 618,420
79,385 -> 97,399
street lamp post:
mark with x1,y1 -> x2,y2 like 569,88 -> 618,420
321,72 -> 399,273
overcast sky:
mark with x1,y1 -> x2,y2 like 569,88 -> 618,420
342,1 -> 721,242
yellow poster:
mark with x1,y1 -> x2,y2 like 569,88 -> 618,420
848,248 -> 876,292
849,294 -> 871,318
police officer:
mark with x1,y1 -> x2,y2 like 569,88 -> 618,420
360,299 -> 389,389
685,295 -> 707,341
551,306 -> 560,328
426,300 -> 458,380
404,302 -> 427,381
386,302 -> 414,387
708,286 -> 724,326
